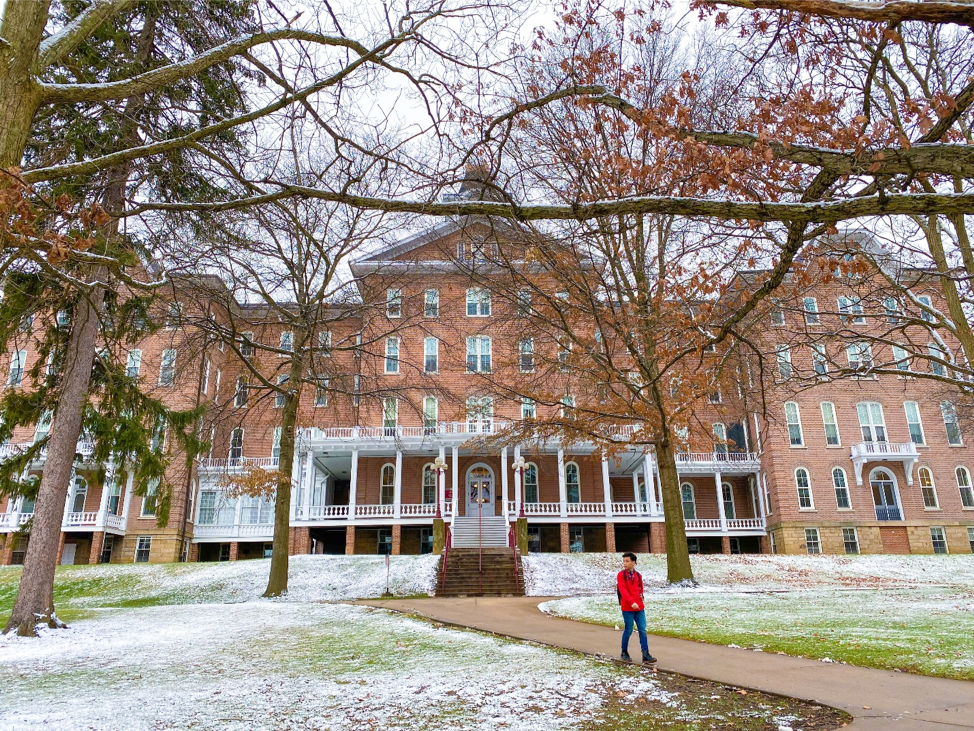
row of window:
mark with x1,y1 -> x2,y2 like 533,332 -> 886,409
385,288 -> 541,319
783,399 -> 964,448
800,526 -> 972,555
383,335 -> 570,375
790,465 -> 973,511
776,341 -> 956,379
771,294 -> 938,327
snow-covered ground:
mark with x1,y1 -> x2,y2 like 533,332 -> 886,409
522,552 -> 974,596
0,554 -> 439,612
0,602 -> 834,731
529,554 -> 974,680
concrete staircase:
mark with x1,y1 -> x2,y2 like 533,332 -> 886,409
436,547 -> 524,597
450,516 -> 509,547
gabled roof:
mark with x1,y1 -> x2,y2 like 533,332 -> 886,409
352,215 -> 526,265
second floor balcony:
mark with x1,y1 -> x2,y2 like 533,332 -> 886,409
850,441 -> 919,486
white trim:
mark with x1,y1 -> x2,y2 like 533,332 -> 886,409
795,466 -> 814,509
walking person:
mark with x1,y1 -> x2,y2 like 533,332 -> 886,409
617,552 -> 657,666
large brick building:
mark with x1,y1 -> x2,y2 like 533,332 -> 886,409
1,222 -> 973,564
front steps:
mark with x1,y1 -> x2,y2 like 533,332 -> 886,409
436,547 -> 524,597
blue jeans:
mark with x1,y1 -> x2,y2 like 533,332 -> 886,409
621,610 -> 649,655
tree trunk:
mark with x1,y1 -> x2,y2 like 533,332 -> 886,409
0,1 -> 49,168
4,286 -> 102,635
263,338 -> 306,597
655,438 -> 695,585
924,215 -> 974,370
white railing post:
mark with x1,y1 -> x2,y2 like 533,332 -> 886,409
501,447 -> 509,521
96,463 -> 114,529
601,455 -> 613,518
393,450 -> 402,519
301,450 -> 313,520
715,470 -> 728,533
451,446 -> 459,520
557,448 -> 567,518
348,449 -> 358,521
643,453 -> 657,515
438,446 -> 447,517
513,445 -> 522,516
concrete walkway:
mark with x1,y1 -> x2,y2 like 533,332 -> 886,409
364,596 -> 974,731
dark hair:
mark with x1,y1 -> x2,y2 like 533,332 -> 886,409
622,551 -> 637,563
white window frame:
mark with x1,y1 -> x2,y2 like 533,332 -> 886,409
234,377 -> 248,408
524,463 -> 539,503
857,402 -> 887,443
918,466 -> 939,509
785,402 -> 804,447
842,527 -> 859,554
884,297 -> 900,324
942,401 -> 962,445
424,337 -> 438,374
770,300 -> 784,326
386,289 -> 402,318
521,397 -> 536,420
811,343 -> 828,376
240,331 -> 255,357
159,349 -> 177,386
930,526 -> 948,554
202,359 -> 210,394
956,466 -> 974,508
832,467 -> 851,509
803,297 -> 820,325
385,337 -> 400,374
423,396 -> 438,434
721,482 -> 736,520
821,402 -> 840,446
126,349 -> 142,378
317,330 -> 331,357
465,288 -> 491,317
838,295 -> 865,324
424,289 -> 439,317
7,349 -> 26,387
380,463 -> 396,504
275,374 -> 288,408
713,422 -> 728,455
565,461 -> 581,503
846,342 -> 873,372
279,331 -> 293,355
165,302 -> 182,329
134,536 -> 152,563
776,345 -> 792,380
271,427 -> 282,466
917,294 -> 934,323
383,398 -> 398,432
314,379 -> 329,407
892,345 -> 911,373
422,463 -> 437,504
229,428 -> 244,462
681,482 -> 696,519
466,336 -> 492,373
519,338 -> 534,373
904,401 -> 926,446
140,479 -> 159,518
804,527 -> 821,554
796,467 -> 814,509
928,343 -> 947,376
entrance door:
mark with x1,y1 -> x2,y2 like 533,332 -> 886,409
466,466 -> 494,517
60,543 -> 77,565
870,469 -> 901,520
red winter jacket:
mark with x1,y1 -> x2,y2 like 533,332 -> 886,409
617,569 -> 644,612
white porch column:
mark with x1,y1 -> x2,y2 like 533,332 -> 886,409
643,454 -> 657,515
501,447 -> 509,521
438,446 -> 447,516
394,449 -> 402,519
715,471 -> 727,532
653,457 -> 665,517
63,469 -> 76,525
289,451 -> 303,521
601,455 -> 613,518
233,489 -> 243,526
348,449 -> 359,521
301,451 -> 313,519
755,471 -> 767,520
120,471 -> 135,524
513,446 -> 522,514
451,446 -> 459,520
96,463 -> 114,528
632,471 -> 642,516
557,448 -> 567,517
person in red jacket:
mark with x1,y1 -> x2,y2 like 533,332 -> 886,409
617,552 -> 657,665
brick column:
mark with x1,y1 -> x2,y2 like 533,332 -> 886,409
0,535 -> 12,565
288,527 -> 311,556
188,543 -> 200,562
345,526 -> 356,555
559,522 -> 570,553
56,532 -> 66,564
89,532 -> 105,564
721,536 -> 732,555
649,523 -> 666,554
228,542 -> 239,561
605,523 -> 616,553
759,535 -> 770,554
391,524 -> 402,555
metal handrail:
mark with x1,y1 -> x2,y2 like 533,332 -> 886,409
439,525 -> 452,592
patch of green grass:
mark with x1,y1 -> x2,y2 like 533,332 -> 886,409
545,587 -> 974,681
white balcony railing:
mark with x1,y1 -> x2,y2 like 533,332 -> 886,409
566,502 -> 610,515
611,502 -> 640,515
295,505 -> 350,520
676,452 -> 761,469
194,523 -> 275,539
197,456 -> 280,472
684,518 -> 722,530
400,503 -> 438,516
63,511 -> 99,527
850,441 -> 919,485
521,502 -> 561,515
355,504 -> 395,518
104,514 -> 126,531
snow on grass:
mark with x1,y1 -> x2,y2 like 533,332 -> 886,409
0,602 -> 832,731
0,554 -> 438,618
523,552 -> 974,596
541,586 -> 974,681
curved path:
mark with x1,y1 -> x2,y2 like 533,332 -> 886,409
364,596 -> 974,731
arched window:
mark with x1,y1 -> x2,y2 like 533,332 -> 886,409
524,463 -> 539,503
565,462 -> 581,503
71,476 -> 87,513
918,467 -> 939,509
681,483 -> 696,520
832,467 -> 851,509
380,464 -> 395,505
795,468 -> 813,509
422,464 -> 437,504
956,466 -> 973,508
